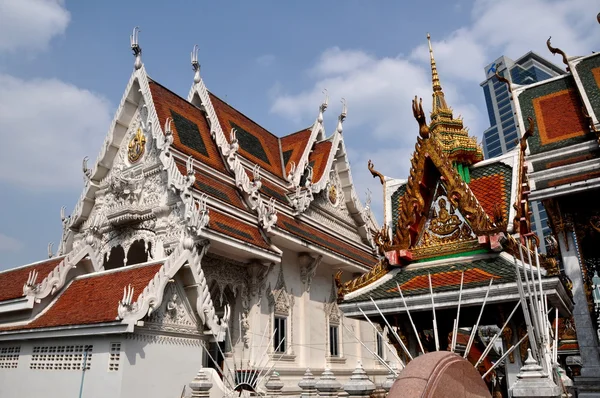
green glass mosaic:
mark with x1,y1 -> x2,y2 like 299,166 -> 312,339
171,110 -> 209,157
575,54 -> 600,124
518,76 -> 593,155
230,122 -> 271,165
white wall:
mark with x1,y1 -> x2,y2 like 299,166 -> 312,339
0,335 -> 123,398
120,333 -> 204,398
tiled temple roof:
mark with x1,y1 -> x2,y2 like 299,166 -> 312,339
208,209 -> 275,252
281,128 -> 312,175
0,257 -> 65,302
0,262 -> 162,332
468,162 -> 513,222
275,213 -> 377,267
149,80 -> 228,174
209,93 -> 285,179
344,255 -> 527,303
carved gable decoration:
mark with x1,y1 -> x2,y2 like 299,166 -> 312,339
267,265 -> 294,316
415,182 -> 476,249
324,279 -> 341,325
393,136 -> 498,251
145,281 -> 201,336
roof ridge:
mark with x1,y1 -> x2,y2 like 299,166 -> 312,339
74,259 -> 164,280
208,91 -> 281,140
0,256 -> 66,276
281,126 -> 312,139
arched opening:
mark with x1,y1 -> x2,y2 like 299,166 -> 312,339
126,239 -> 150,266
104,246 -> 125,270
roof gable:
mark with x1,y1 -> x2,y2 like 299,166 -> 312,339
149,80 -> 227,173
209,93 -> 284,179
281,128 -> 312,176
389,135 -> 500,255
516,76 -> 592,155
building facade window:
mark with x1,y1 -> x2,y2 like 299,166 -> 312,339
0,346 -> 20,369
376,332 -> 384,358
267,265 -> 294,357
273,316 -> 287,353
329,325 -> 339,357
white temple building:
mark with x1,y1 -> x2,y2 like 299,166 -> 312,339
0,31 -> 388,397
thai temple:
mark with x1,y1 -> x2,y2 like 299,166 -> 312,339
1,19 -> 600,398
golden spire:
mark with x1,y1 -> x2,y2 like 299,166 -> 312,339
427,33 -> 449,116
425,33 -> 483,166
427,33 -> 442,92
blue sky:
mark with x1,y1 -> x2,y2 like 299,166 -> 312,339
0,0 -> 597,270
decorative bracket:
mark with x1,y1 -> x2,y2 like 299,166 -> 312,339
298,253 -> 322,292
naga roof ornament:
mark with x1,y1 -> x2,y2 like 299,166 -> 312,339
426,34 -> 483,166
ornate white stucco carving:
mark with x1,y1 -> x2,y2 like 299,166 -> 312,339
144,281 -> 201,336
63,66 -> 212,264
267,265 -> 294,316
189,77 -> 278,232
202,255 -> 251,347
23,244 -> 100,300
248,261 -> 274,300
324,280 -> 341,326
298,253 -> 322,292
117,241 -> 230,341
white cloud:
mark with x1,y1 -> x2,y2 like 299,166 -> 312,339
0,233 -> 23,252
270,0 -> 598,223
0,0 -> 70,53
0,74 -> 112,189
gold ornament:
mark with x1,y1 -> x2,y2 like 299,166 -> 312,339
128,128 -> 147,163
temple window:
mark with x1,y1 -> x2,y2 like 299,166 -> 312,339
376,330 -> 385,359
108,343 -> 121,372
273,316 -> 287,353
329,325 -> 339,357
125,240 -> 149,266
104,246 -> 125,270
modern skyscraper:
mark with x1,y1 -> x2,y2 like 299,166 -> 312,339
480,52 -> 565,253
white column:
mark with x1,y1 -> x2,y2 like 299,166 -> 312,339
558,231 -> 600,395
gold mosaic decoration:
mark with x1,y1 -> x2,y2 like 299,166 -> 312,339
128,128 -> 147,163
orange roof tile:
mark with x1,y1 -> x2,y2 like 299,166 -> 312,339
391,268 -> 498,292
276,213 -> 376,267
149,81 -> 228,173
208,209 -> 274,252
174,161 -> 247,211
309,140 -> 333,182
0,263 -> 162,331
468,173 -> 507,221
281,128 -> 312,174
0,258 -> 64,302
209,93 -> 284,179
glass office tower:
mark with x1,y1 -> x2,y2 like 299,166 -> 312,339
480,53 -> 565,252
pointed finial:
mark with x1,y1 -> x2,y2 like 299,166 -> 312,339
130,27 -> 142,70
427,33 -> 442,92
318,89 -> 329,123
335,98 -> 347,134
47,242 -> 54,258
191,45 -> 200,84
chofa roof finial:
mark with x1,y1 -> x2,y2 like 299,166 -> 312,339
318,89 -> 329,123
546,36 -> 569,72
130,27 -> 142,70
191,45 -> 201,84
336,98 -> 347,134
